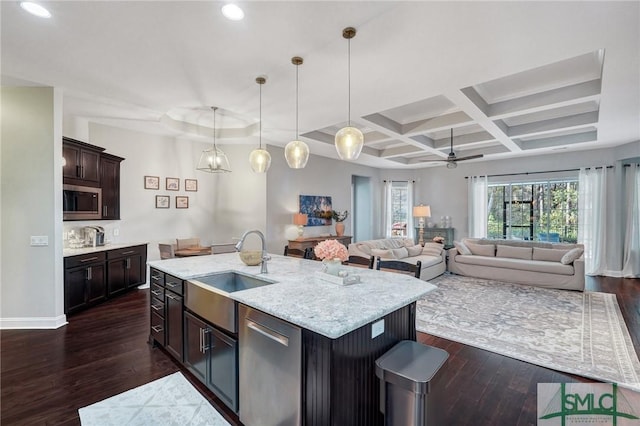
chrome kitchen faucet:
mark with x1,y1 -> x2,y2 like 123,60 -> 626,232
235,230 -> 271,274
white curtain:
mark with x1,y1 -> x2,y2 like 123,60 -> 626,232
621,164 -> 640,277
578,167 -> 608,275
407,181 -> 415,239
383,180 -> 393,238
468,175 -> 488,238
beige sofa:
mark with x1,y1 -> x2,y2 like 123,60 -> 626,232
448,238 -> 585,291
348,237 -> 446,281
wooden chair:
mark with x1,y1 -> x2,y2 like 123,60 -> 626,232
375,257 -> 422,278
348,255 -> 375,269
284,245 -> 313,259
158,243 -> 175,259
176,238 -> 200,250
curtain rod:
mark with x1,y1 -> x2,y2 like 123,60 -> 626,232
464,166 -> 613,179
383,180 -> 416,183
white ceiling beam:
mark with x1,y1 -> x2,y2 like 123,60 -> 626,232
401,111 -> 475,136
504,111 -> 599,139
360,115 -> 447,157
361,113 -> 403,134
517,130 -> 598,150
433,130 -> 495,150
379,145 -> 426,159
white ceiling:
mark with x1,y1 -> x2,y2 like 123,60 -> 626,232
2,1 -> 638,169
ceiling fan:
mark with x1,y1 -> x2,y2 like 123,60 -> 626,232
437,128 -> 484,169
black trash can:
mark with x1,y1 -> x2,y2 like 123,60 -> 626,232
375,340 -> 449,426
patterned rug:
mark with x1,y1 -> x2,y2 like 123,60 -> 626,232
416,274 -> 640,392
78,372 -> 231,425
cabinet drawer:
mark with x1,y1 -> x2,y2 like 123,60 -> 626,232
150,312 -> 165,346
65,252 -> 106,269
150,269 -> 164,286
150,282 -> 165,300
150,297 -> 165,317
108,245 -> 144,259
165,274 -> 183,295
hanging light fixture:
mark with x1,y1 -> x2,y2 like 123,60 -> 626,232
196,107 -> 231,173
285,56 -> 310,169
335,27 -> 364,161
249,77 -> 271,173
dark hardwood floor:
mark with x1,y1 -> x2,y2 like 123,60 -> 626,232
1,276 -> 638,425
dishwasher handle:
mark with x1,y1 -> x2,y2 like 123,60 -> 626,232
246,319 -> 289,347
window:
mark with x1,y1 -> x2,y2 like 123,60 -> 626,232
384,181 -> 414,237
487,180 -> 579,242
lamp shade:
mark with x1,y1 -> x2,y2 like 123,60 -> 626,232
413,205 -> 431,218
249,148 -> 271,173
293,213 -> 308,226
285,140 -> 309,169
335,126 -> 364,160
197,147 -> 231,173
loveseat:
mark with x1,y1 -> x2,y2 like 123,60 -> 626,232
348,237 -> 446,281
448,238 -> 585,291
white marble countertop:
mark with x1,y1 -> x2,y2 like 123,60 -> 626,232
148,253 -> 437,339
63,242 -> 148,257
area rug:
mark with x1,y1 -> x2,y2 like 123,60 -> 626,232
78,372 -> 230,425
416,274 -> 640,392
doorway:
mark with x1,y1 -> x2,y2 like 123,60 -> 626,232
352,175 -> 372,242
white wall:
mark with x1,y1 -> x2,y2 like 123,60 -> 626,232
1,87 -> 65,328
266,145 -> 381,252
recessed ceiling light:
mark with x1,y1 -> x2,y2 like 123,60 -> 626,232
221,3 -> 244,21
20,1 -> 51,18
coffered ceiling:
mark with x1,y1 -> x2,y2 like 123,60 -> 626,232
2,1 -> 638,169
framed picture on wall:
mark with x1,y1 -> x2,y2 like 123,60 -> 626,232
299,195 -> 332,226
166,177 -> 180,191
155,195 -> 170,208
144,176 -> 160,190
185,179 -> 198,192
176,196 -> 189,209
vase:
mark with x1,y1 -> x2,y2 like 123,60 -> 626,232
335,222 -> 345,236
323,258 -> 342,276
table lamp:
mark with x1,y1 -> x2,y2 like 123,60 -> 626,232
293,213 -> 308,238
413,205 -> 431,246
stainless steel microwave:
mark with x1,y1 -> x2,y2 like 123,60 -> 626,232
63,184 -> 102,221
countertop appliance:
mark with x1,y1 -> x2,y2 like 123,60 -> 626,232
83,226 -> 105,247
239,304 -> 301,426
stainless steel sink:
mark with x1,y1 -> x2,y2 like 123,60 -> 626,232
185,272 -> 276,334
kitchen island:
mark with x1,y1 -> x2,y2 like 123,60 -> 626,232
148,253 -> 436,426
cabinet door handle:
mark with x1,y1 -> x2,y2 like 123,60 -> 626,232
86,266 -> 92,280
200,328 -> 212,353
199,328 -> 203,353
166,293 -> 178,301
121,250 -> 136,255
151,290 -> 161,296
80,257 -> 99,263
166,282 -> 178,288
151,275 -> 161,282
126,258 -> 131,269
151,304 -> 163,311
151,325 -> 163,333
76,165 -> 81,178
103,206 -> 107,216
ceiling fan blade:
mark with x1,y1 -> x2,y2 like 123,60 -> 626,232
455,154 -> 484,162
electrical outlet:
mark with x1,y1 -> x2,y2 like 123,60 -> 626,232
30,236 -> 49,246
113,228 -> 120,236
371,319 -> 385,339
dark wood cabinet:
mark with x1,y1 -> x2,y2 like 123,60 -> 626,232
100,154 -> 123,220
64,252 -> 107,315
64,245 -> 147,316
149,269 -> 166,347
62,137 -> 103,187
165,279 -> 184,362
184,311 -> 238,412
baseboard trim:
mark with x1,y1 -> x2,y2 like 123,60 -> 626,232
0,315 -> 68,330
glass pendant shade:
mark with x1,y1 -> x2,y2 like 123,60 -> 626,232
249,148 -> 271,173
284,140 -> 309,169
197,147 -> 231,173
335,126 -> 364,160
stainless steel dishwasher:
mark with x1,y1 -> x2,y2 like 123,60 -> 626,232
239,304 -> 302,426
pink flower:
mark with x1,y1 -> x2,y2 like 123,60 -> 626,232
314,239 -> 348,262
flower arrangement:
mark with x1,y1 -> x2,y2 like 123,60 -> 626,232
433,236 -> 445,244
314,239 -> 349,262
331,210 -> 349,222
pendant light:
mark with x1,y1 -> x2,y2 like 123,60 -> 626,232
249,77 -> 271,173
284,56 -> 310,169
196,107 -> 231,173
335,27 -> 364,161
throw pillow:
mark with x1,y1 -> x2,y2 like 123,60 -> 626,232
466,241 -> 495,257
496,245 -> 532,260
561,247 -> 584,265
406,245 -> 423,257
355,243 -> 372,256
453,241 -> 472,255
371,248 -> 395,259
391,247 -> 409,259
533,247 -> 569,262
422,243 -> 443,257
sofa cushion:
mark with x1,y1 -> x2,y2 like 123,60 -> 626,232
496,244 -> 532,260
466,241 -> 495,257
387,239 -> 409,249
407,245 -> 423,257
391,247 -> 409,259
422,243 -> 443,257
533,247 -> 569,262
401,254 -> 443,268
455,255 -> 575,275
371,248 -> 394,259
454,240 -> 472,255
561,247 -> 584,265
